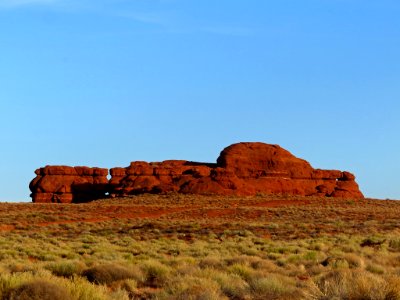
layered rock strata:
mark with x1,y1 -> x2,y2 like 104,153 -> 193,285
109,143 -> 363,198
29,142 -> 364,203
29,166 -> 109,203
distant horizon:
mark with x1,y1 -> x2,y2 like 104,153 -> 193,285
1,0 -> 399,201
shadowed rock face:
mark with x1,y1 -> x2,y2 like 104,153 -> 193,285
29,142 -> 364,203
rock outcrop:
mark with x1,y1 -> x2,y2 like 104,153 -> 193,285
110,142 -> 363,198
29,142 -> 364,203
30,166 -> 109,203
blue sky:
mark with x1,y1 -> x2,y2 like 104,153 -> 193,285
0,0 -> 399,201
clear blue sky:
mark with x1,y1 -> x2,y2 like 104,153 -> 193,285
0,0 -> 399,201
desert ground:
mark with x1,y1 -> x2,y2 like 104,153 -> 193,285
1,194 -> 400,299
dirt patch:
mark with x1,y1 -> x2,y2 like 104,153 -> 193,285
0,225 -> 15,232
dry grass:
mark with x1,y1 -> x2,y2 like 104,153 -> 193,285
6,280 -> 73,300
0,194 -> 400,299
82,264 -> 137,285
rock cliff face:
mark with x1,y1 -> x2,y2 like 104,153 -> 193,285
29,142 -> 364,203
29,166 -> 109,203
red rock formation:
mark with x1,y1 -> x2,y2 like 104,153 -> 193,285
109,160 -> 214,197
109,142 -> 364,199
30,142 -> 364,203
30,166 -> 108,203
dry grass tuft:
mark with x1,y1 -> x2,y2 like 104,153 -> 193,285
82,264 -> 136,285
6,280 -> 72,300
140,260 -> 171,288
315,269 -> 400,300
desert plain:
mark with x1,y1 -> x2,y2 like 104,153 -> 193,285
1,194 -> 400,299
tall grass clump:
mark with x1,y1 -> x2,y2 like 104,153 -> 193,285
0,270 -> 109,300
46,261 -> 85,278
315,269 -> 400,300
248,274 -> 302,300
212,272 -> 249,299
161,275 -> 226,300
140,259 -> 171,288
82,264 -> 136,285
6,280 -> 72,300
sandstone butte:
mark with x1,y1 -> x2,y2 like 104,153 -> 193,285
29,142 -> 364,203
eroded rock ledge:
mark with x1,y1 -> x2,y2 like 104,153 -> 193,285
29,166 -> 109,203
29,142 -> 364,203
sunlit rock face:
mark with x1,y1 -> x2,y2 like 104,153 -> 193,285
29,166 -> 109,203
29,142 -> 364,203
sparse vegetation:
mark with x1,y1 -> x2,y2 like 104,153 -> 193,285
82,264 -> 137,285
6,280 -> 73,300
0,194 -> 400,299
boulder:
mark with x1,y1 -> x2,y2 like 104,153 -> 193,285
217,143 -> 314,179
